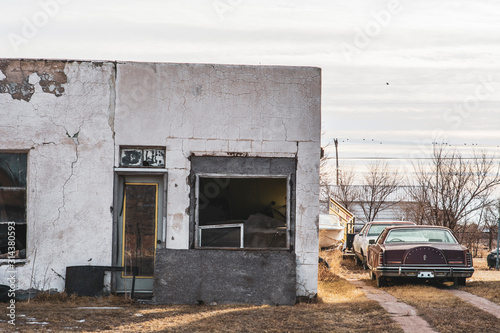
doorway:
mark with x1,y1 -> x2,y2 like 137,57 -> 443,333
115,175 -> 164,293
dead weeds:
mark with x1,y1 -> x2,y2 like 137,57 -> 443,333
4,291 -> 400,333
2,252 -> 401,333
359,256 -> 500,333
384,284 -> 499,333
5,251 -> 496,332
462,257 -> 500,305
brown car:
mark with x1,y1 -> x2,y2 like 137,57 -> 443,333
367,225 -> 474,287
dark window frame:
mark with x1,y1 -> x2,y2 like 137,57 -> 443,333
0,151 -> 28,261
189,156 -> 296,251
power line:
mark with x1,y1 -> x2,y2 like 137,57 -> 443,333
325,157 -> 500,160
326,81 -> 500,86
328,101 -> 500,105
325,138 -> 500,148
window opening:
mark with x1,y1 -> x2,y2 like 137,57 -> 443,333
0,153 -> 27,260
196,177 -> 288,249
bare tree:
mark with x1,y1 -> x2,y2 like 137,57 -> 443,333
399,200 -> 428,225
319,140 -> 359,213
460,222 -> 483,256
407,145 -> 500,235
483,200 -> 499,250
358,161 -> 402,222
332,168 -> 358,212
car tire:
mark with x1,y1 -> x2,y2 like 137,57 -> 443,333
454,277 -> 466,287
362,256 -> 368,270
376,276 -> 387,288
354,254 -> 362,266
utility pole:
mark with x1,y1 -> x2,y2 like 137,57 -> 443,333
334,138 -> 339,185
496,200 -> 499,270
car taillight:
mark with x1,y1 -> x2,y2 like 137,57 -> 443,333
379,251 -> 384,266
448,260 -> 463,264
466,252 -> 473,267
387,260 -> 402,264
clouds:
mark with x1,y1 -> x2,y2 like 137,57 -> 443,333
1,0 -> 499,159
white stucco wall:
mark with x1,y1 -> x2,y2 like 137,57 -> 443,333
0,60 -> 116,291
0,60 -> 321,297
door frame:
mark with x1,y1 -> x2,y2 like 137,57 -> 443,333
112,168 -> 168,293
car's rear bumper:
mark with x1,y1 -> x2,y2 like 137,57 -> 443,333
374,266 -> 474,278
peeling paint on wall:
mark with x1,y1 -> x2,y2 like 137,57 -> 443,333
0,60 -> 67,102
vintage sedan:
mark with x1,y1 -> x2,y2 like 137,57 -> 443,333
367,225 -> 474,287
353,221 -> 415,268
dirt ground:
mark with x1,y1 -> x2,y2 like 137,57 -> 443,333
2,253 -> 499,332
2,253 -> 400,333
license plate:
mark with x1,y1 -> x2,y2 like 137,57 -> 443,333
418,271 -> 434,278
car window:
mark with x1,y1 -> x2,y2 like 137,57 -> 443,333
367,224 -> 391,237
385,228 -> 458,243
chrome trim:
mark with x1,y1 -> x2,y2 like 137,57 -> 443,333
374,265 -> 474,278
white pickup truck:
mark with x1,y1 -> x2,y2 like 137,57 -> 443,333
352,221 -> 415,268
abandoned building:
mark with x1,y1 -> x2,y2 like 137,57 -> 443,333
0,59 -> 321,305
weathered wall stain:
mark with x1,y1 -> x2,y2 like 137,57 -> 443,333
0,60 -> 67,102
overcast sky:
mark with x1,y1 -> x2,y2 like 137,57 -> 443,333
2,0 -> 499,176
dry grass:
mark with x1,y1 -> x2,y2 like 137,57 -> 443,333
318,250 -> 365,303
4,289 -> 400,333
384,284 -> 499,333
360,256 -> 500,333
462,257 -> 500,305
2,251 -> 401,333
5,251 -> 497,332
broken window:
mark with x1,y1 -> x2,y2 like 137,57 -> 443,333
0,153 -> 27,260
196,176 -> 289,249
120,147 -> 165,167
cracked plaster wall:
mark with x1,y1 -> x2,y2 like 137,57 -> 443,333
0,59 -> 115,291
0,60 -> 320,297
115,62 -> 321,297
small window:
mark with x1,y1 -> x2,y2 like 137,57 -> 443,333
0,153 -> 27,260
196,177 -> 289,249
120,147 -> 165,167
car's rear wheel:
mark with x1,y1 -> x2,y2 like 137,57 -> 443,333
362,255 -> 368,270
354,254 -> 362,266
454,277 -> 466,287
376,276 -> 387,287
